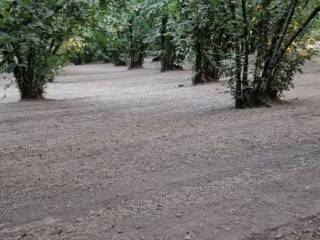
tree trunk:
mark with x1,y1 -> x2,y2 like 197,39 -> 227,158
203,55 -> 221,82
193,37 -> 203,85
129,42 -> 144,69
228,0 -> 244,108
129,18 -> 144,69
160,14 -> 169,72
112,49 -> 126,66
160,14 -> 178,72
14,66 -> 44,100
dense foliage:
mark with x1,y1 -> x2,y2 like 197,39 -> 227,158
1,0 -> 319,107
227,0 -> 320,107
0,0 -> 92,99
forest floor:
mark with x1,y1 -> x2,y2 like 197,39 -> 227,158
0,58 -> 320,240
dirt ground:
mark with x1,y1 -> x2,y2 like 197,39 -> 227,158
0,58 -> 320,240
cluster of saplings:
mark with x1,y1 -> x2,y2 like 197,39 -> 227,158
0,0 -> 319,108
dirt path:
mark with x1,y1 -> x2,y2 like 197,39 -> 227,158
0,59 -> 320,240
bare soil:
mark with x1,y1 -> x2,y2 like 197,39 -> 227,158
0,59 -> 320,240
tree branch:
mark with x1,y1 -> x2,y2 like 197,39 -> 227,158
278,6 -> 320,63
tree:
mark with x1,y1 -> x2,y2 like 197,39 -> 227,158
178,0 -> 231,84
227,0 -> 320,108
1,0 -> 318,107
144,0 -> 183,72
0,0 -> 89,99
92,0 -> 150,69
128,8 -> 147,69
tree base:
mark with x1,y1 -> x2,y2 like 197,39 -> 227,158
161,64 -> 183,72
14,66 -> 45,100
129,63 -> 143,69
152,56 -> 161,62
114,60 -> 127,66
235,88 -> 280,109
193,75 -> 219,85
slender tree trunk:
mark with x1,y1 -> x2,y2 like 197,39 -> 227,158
129,18 -> 136,69
160,13 -> 179,72
129,16 -> 145,69
241,0 -> 249,88
256,0 -> 299,95
160,14 -> 169,72
228,0 -> 244,108
203,55 -> 221,82
193,36 -> 203,85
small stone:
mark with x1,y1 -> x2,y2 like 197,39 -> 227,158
50,227 -> 63,236
18,232 -> 28,239
184,232 -> 192,240
275,233 -> 283,239
225,226 -> 231,231
135,225 -> 143,230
